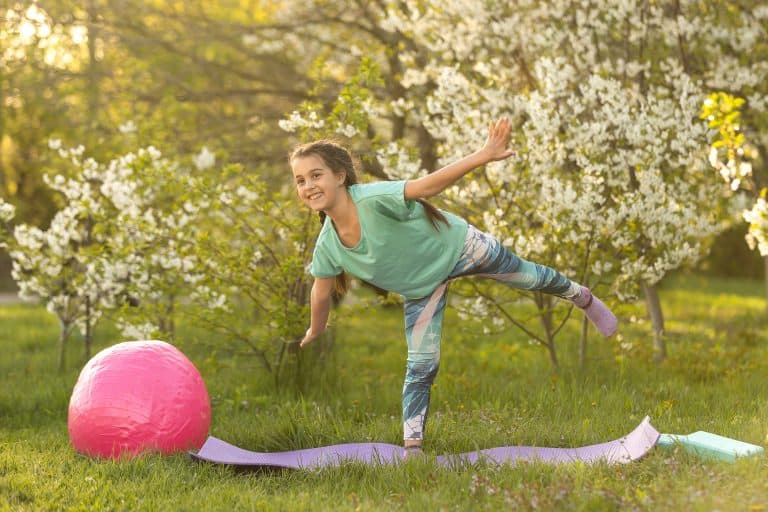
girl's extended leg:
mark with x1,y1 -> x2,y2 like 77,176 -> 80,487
402,282 -> 448,446
448,225 -> 617,336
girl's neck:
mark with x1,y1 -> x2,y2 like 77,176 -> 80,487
324,188 -> 361,248
324,188 -> 356,226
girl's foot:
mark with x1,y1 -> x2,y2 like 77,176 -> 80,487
574,287 -> 618,337
402,445 -> 424,459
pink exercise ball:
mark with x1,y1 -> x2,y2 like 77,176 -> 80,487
68,340 -> 211,459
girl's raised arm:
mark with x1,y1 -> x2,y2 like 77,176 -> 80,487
404,117 -> 515,200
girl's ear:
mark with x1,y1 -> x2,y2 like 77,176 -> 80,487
336,172 -> 346,186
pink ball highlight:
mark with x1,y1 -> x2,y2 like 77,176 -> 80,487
67,340 -> 211,459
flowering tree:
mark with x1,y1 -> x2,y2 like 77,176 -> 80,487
3,136 -> 319,379
97,142 -> 323,381
382,0 -> 768,361
177,165 -> 319,382
89,146 -> 206,342
0,143 -> 121,371
0,140 -> 206,370
278,0 -> 767,365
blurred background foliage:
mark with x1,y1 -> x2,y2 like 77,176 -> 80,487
1,0 -> 766,291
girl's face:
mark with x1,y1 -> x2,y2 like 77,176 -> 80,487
291,154 -> 346,212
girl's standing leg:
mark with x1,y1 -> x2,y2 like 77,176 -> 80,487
402,282 -> 449,446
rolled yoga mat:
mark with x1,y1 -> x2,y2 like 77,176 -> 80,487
657,431 -> 764,462
189,416 -> 659,469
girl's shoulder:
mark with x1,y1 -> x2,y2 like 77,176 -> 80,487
314,217 -> 336,249
349,180 -> 405,203
351,180 -> 413,220
317,214 -> 334,236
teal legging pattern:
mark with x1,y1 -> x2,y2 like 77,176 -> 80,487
402,224 -> 582,441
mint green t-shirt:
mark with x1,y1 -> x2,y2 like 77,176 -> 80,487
309,180 -> 469,299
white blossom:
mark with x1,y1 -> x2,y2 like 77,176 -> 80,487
117,319 -> 159,340
336,123 -> 359,138
118,120 -> 137,134
0,200 -> 15,222
194,146 -> 216,170
278,110 -> 326,133
235,185 -> 259,202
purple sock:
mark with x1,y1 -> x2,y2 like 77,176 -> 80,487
574,287 -> 618,337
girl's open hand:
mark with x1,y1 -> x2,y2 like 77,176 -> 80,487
481,117 -> 515,162
299,327 -> 322,348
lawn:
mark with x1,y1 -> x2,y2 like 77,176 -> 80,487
1,273 -> 767,511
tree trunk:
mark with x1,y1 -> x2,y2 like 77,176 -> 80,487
0,56 -> 4,151
82,0 -> 98,366
273,341 -> 286,387
417,124 -> 438,174
84,215 -> 93,361
579,314 -> 589,369
84,295 -> 92,361
641,281 -> 666,361
764,255 -> 768,314
538,294 -> 559,369
159,294 -> 175,340
57,320 -> 69,372
87,1 -> 100,128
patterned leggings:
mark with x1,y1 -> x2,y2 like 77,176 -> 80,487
402,224 -> 582,441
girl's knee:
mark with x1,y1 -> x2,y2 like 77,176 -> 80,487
404,357 -> 440,386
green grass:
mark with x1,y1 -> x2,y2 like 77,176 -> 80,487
2,273 -> 768,511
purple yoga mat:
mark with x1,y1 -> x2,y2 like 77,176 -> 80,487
189,416 -> 659,469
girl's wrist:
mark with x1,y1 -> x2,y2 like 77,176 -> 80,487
474,148 -> 493,165
307,326 -> 325,337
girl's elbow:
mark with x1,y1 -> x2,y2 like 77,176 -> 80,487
404,179 -> 435,200
403,180 -> 420,200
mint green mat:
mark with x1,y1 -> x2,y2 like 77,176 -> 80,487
657,431 -> 764,462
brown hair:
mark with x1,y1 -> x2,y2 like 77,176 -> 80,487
290,140 -> 448,299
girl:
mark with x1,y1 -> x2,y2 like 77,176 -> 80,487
290,117 -> 618,453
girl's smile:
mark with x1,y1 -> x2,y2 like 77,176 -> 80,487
291,154 -> 346,212
291,152 -> 361,247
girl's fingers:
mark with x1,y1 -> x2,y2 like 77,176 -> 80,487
492,117 -> 509,139
486,117 -> 512,157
